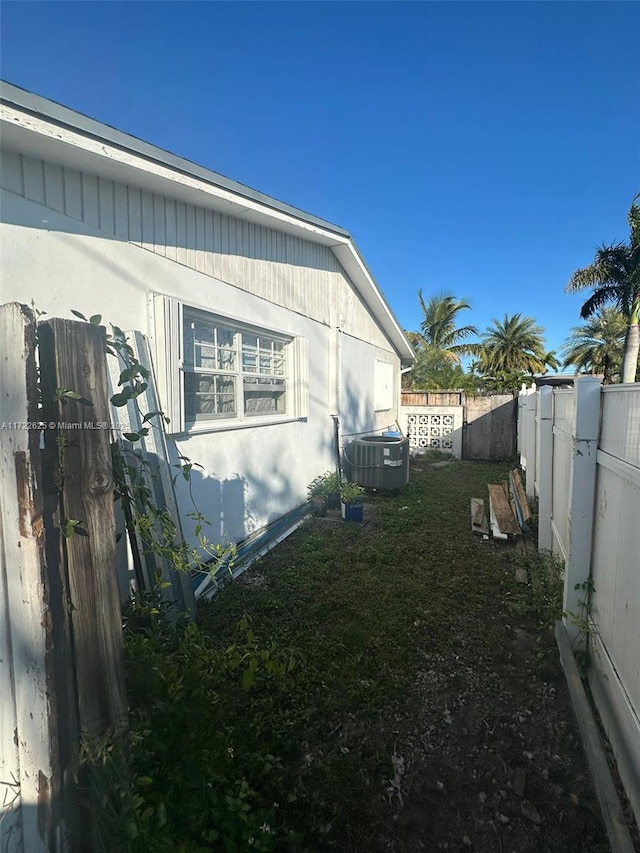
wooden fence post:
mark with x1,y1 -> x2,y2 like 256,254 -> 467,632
563,377 -> 602,644
38,318 -> 127,737
0,303 -> 67,852
537,386 -> 553,552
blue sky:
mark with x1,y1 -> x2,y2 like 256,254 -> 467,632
2,1 -> 639,360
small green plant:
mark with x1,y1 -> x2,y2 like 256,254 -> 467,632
307,470 -> 339,500
418,448 -> 455,463
339,479 -> 366,505
565,577 -> 596,674
56,309 -> 236,588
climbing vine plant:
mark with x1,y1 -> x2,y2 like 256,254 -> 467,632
57,309 -> 235,592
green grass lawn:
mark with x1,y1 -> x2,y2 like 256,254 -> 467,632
109,458 -> 609,852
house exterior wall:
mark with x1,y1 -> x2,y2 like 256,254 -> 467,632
0,150 -> 390,351
0,158 -> 400,550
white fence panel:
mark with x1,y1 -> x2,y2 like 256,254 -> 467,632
589,387 -> 640,823
518,379 -> 640,829
599,385 -> 640,467
551,421 -> 573,562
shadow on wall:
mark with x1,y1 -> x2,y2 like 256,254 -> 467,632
165,420 -> 340,556
339,381 -> 376,444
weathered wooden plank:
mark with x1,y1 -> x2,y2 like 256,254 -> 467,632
487,492 -> 508,540
470,497 -> 489,535
39,318 -> 127,737
487,484 -> 520,536
510,469 -> 532,524
0,303 -> 61,852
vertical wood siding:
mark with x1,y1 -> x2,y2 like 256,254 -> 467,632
1,151 -> 392,351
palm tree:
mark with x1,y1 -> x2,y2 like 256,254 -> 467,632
541,350 -> 560,374
566,194 -> 640,383
560,307 -> 626,384
415,290 -> 478,364
475,313 -> 547,377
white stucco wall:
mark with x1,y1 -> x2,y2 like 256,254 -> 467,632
338,332 -> 401,440
0,187 -> 399,551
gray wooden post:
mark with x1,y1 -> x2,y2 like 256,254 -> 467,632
563,377 -> 602,644
537,386 -> 554,552
39,318 -> 128,737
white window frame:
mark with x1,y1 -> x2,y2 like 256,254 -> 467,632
183,307 -> 288,424
151,295 -> 308,434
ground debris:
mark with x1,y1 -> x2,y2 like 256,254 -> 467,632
520,800 -> 543,824
512,767 -> 527,797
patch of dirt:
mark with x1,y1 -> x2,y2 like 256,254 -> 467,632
376,542 -> 634,852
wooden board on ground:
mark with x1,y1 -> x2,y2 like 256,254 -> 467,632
488,484 -> 521,537
488,493 -> 508,540
470,498 -> 490,535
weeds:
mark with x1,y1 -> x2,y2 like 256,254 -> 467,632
81,594 -> 301,851
507,549 -> 564,627
565,577 -> 596,674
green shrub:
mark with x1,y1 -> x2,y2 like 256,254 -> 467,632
81,594 -> 304,852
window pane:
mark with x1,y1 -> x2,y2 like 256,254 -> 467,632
183,309 -> 290,424
184,315 -> 236,371
243,378 -> 286,415
242,335 -> 286,376
185,373 -> 236,420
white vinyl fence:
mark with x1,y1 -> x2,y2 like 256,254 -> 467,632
518,378 -> 640,830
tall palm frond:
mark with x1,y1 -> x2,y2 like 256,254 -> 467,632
416,290 -> 478,364
475,313 -> 547,377
560,307 -> 626,384
566,194 -> 640,382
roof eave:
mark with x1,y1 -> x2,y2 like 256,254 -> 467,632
0,80 -> 415,363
